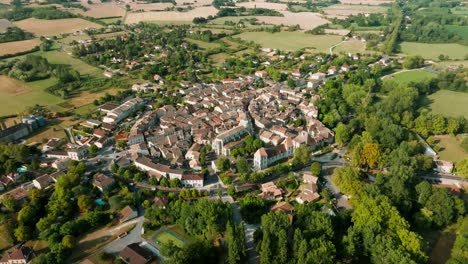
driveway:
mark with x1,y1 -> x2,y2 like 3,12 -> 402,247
102,216 -> 145,254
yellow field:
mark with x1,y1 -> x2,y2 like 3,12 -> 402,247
340,0 -> 393,4
323,4 -> 389,18
125,6 -> 218,24
128,2 -> 173,11
0,39 -> 41,56
255,11 -> 329,30
70,1 -> 125,18
14,18 -> 103,36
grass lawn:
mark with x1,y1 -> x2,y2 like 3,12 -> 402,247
390,70 -> 436,84
434,60 -> 468,69
445,25 -> 468,40
451,7 -> 468,15
185,38 -> 221,50
434,135 -> 467,162
153,227 -> 187,248
237,32 -> 342,51
400,42 -> 468,60
426,90 -> 468,118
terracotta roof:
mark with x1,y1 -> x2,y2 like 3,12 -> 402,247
153,196 -> 169,207
119,243 -> 153,264
120,205 -> 137,222
93,173 -> 115,191
1,246 -> 33,262
181,173 -> 204,181
271,202 -> 294,214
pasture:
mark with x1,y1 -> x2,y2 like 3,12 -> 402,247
0,39 -> 41,56
124,6 -> 218,24
0,76 -> 64,116
34,50 -> 102,77
333,39 -> 367,54
238,32 -> 341,51
390,70 -> 436,84
185,38 -> 221,49
399,42 -> 468,60
434,135 -> 467,162
445,25 -> 468,40
427,90 -> 468,118
13,18 -> 103,36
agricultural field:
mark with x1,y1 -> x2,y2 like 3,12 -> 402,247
185,38 -> 221,50
434,135 -> 468,162
427,90 -> 468,118
0,76 -> 64,116
323,3 -> 388,18
124,6 -> 218,24
339,0 -> 394,4
389,70 -> 436,84
13,18 -> 103,36
324,29 -> 351,36
33,50 -> 102,77
237,2 -> 287,10
333,39 -> 367,54
127,2 -> 173,11
445,25 -> 468,40
399,42 -> 468,60
0,18 -> 12,33
434,60 -> 468,69
70,1 -> 126,18
451,6 -> 468,15
175,0 -> 213,6
0,38 -> 41,56
99,17 -> 123,25
254,11 -> 329,31
238,31 -> 341,51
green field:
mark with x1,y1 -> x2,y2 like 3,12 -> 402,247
400,42 -> 468,60
434,135 -> 468,162
451,7 -> 468,15
446,25 -> 468,40
99,17 -> 123,25
390,70 -> 436,84
185,38 -> 221,50
35,50 -> 102,77
334,39 -> 368,54
427,90 -> 468,118
153,229 -> 186,248
237,32 -> 342,51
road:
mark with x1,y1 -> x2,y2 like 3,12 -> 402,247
228,197 -> 260,264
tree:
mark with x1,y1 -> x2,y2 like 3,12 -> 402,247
14,225 -> 32,241
403,55 -> 425,69
310,162 -> 322,176
217,158 -> 230,172
17,205 -> 37,226
260,232 -> 272,264
62,235 -> 76,249
277,229 -> 288,264
335,123 -> 351,146
294,145 -> 311,167
359,143 -> 380,169
77,195 -> 93,213
1,195 -> 17,212
424,188 -> 454,227
455,159 -> 468,178
236,158 -> 249,175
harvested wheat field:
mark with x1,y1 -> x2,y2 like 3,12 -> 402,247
125,6 -> 218,24
70,2 -> 125,18
323,4 -> 388,18
174,0 -> 214,7
14,18 -> 103,36
0,39 -> 41,56
0,76 -> 33,96
237,2 -> 288,11
340,0 -> 393,5
325,29 -> 351,36
128,3 -> 174,11
0,19 -> 12,33
255,11 -> 329,31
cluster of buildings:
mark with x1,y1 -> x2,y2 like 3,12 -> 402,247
0,115 -> 46,143
249,86 -> 334,170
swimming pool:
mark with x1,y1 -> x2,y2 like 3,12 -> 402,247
95,199 -> 106,206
